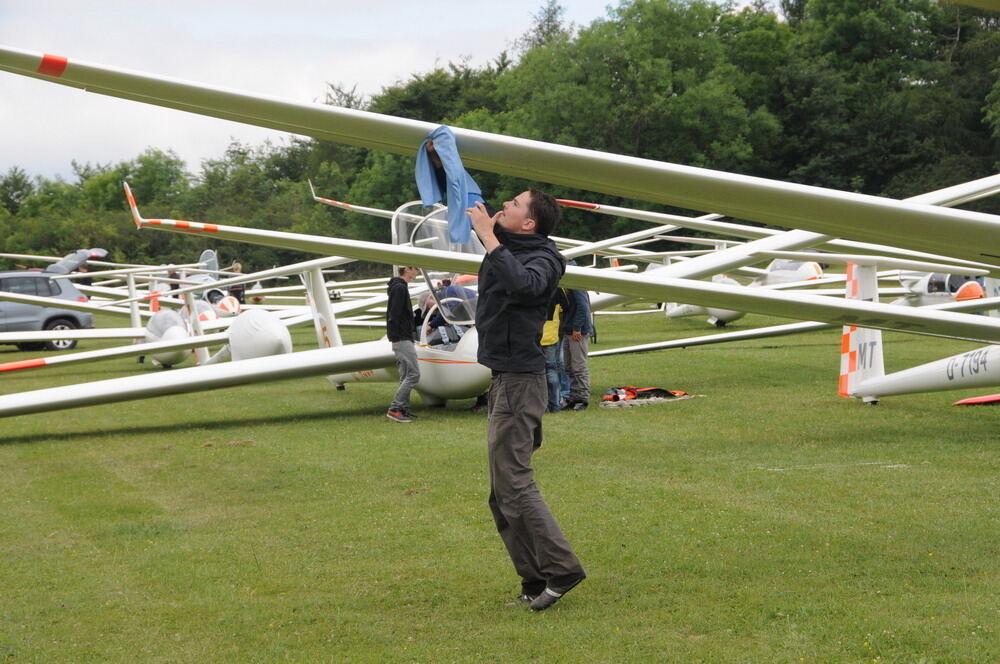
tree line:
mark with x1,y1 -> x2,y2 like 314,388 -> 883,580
1,0 -> 998,275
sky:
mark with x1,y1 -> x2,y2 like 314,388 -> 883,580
0,1 -> 620,181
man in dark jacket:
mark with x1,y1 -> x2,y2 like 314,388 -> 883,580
386,266 -> 420,423
467,189 -> 586,611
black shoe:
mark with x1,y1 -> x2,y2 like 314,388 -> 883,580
470,393 -> 489,414
530,576 -> 584,611
403,409 -> 419,420
386,409 -> 414,423
571,401 -> 589,411
504,593 -> 536,607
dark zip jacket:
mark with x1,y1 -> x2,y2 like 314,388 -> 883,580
475,228 -> 566,373
560,288 -> 593,336
386,277 -> 414,342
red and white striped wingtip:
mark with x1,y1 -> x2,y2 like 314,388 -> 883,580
314,196 -> 353,210
0,358 -> 49,373
122,181 -> 219,233
122,181 -> 143,228
556,199 -> 600,210
143,218 -> 220,233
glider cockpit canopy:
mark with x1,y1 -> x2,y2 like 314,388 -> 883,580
392,201 -> 483,326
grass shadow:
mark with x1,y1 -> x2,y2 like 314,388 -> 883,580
0,408 -> 379,446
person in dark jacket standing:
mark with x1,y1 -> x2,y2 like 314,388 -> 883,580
561,286 -> 593,410
467,189 -> 586,611
386,266 -> 420,423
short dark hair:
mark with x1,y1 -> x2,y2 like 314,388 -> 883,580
397,265 -> 416,277
526,187 -> 561,237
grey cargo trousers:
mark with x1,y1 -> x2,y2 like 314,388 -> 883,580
389,340 -> 420,411
487,371 -> 585,592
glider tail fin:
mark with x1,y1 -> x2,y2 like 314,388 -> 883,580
838,263 -> 884,400
199,249 -> 219,277
985,277 -> 1000,318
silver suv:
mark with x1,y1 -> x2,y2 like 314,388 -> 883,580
0,271 -> 94,351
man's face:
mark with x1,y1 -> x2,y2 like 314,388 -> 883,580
496,191 -> 536,234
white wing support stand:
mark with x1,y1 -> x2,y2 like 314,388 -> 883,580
125,273 -> 142,329
303,266 -> 343,348
181,290 -> 211,365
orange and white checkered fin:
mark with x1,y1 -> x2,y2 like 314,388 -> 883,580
182,300 -> 217,324
839,263 -> 884,398
214,295 -> 242,317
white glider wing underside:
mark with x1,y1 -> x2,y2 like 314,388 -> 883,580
0,290 -> 139,317
0,328 -> 146,342
0,340 -> 394,418
0,331 -> 230,373
591,297 -> 1000,358
589,322 -> 830,357
1,45 -> 999,263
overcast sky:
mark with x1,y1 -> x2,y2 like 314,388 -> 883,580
0,1 -> 618,180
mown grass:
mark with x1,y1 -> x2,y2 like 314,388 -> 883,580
0,311 -> 996,663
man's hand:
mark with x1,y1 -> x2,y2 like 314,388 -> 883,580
571,331 -> 584,341
467,201 -> 500,253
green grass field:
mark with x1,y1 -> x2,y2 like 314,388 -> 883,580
0,311 -> 996,663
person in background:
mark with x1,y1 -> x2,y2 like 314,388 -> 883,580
228,261 -> 246,303
386,266 -> 421,423
562,286 -> 593,411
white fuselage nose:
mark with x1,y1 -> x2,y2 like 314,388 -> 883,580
325,327 -> 491,404
228,310 -> 293,361
149,324 -> 190,367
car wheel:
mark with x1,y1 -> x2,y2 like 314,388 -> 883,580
43,318 -> 79,351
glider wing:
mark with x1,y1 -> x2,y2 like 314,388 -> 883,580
2,45 -> 1000,263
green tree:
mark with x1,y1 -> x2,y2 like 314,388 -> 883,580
514,0 -> 572,53
0,166 -> 35,215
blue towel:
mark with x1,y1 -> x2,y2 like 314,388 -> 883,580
415,125 -> 483,244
